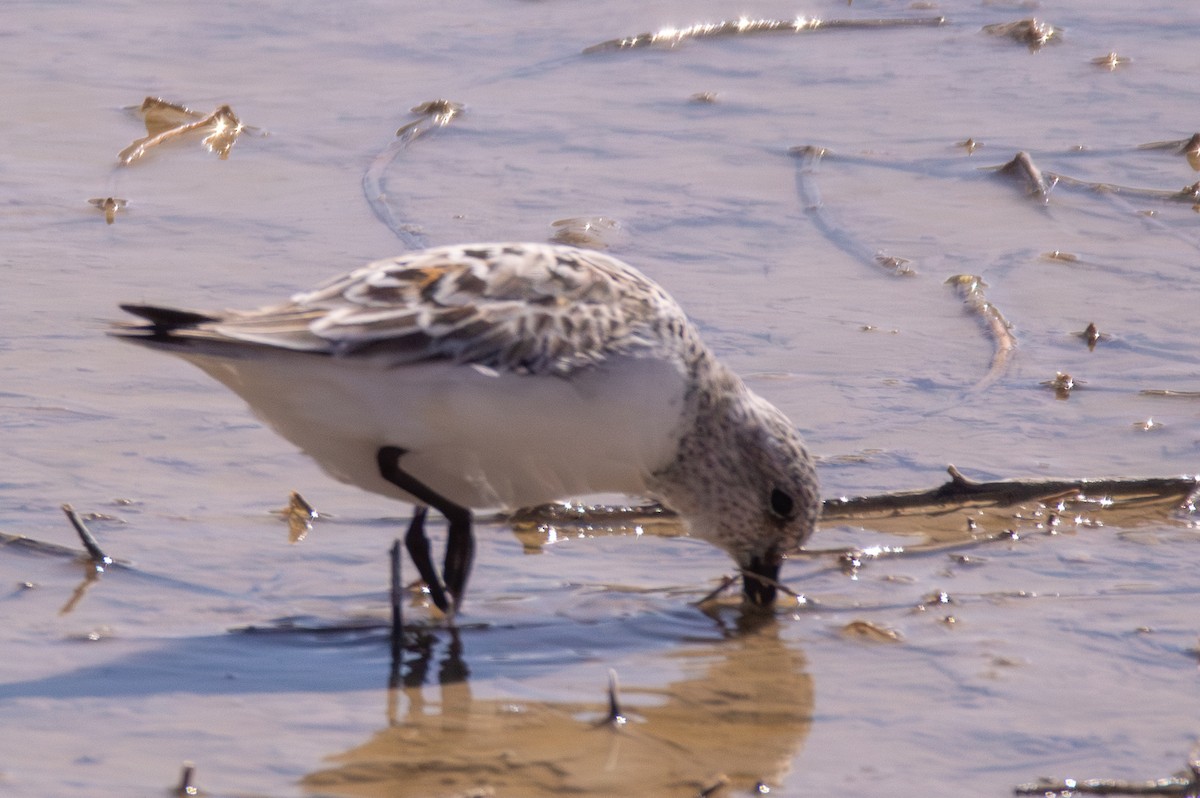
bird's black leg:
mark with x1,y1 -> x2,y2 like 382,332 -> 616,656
377,446 -> 474,614
441,502 -> 474,607
402,506 -> 450,613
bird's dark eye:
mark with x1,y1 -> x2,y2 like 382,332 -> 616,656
769,487 -> 795,520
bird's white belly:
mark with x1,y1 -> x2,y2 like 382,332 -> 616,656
184,351 -> 689,510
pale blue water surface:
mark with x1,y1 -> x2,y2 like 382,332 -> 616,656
1,1 -> 1199,796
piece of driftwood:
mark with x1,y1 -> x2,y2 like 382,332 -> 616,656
983,150 -> 1200,254
944,275 -> 1017,392
1015,745 -> 1200,796
986,150 -> 1199,206
823,465 -> 1199,518
118,97 -> 248,165
991,151 -> 1055,202
583,15 -> 945,54
982,18 -> 1061,51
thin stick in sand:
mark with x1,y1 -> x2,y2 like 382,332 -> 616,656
60,504 -> 113,569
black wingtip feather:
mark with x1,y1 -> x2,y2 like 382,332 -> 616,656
118,304 -> 218,331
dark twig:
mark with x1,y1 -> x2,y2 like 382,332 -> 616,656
606,668 -> 627,726
60,504 -> 113,569
823,465 -> 1200,518
175,761 -> 198,796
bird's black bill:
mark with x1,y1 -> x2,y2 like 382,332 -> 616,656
742,554 -> 781,606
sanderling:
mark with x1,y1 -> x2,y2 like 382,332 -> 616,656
113,243 -> 820,612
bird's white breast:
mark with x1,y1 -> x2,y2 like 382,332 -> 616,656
184,350 -> 690,510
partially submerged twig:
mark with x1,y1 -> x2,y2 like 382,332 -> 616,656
363,99 -> 465,249
823,465 -> 1200,518
605,668 -> 627,726
990,151 -> 1056,202
944,274 -> 1016,391
789,145 -> 916,275
510,467 -> 1198,572
1138,132 -> 1200,171
118,97 -> 247,165
395,99 -> 463,141
61,504 -> 113,569
58,505 -> 115,616
175,761 -> 199,797
1051,174 -> 1200,206
583,15 -> 945,54
1141,389 -> 1200,399
982,18 -> 1061,51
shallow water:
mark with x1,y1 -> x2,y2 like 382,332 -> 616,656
2,1 -> 1199,796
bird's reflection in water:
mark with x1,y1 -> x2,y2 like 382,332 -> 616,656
306,614 -> 812,797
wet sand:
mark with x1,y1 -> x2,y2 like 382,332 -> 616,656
2,1 -> 1199,795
